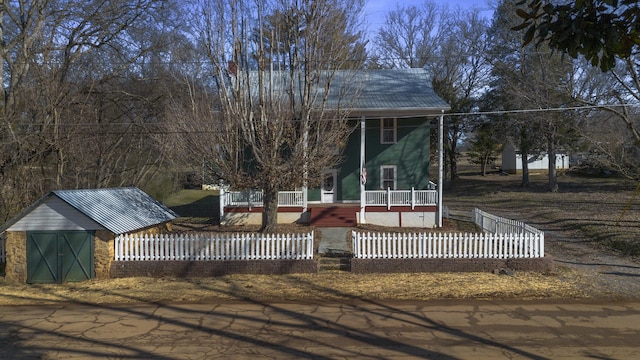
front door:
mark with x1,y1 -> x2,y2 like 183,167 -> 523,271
321,170 -> 337,203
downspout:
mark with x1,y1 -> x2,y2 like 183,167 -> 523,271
437,111 -> 444,227
360,115 -> 366,224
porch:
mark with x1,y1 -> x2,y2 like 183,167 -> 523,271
219,188 -> 439,227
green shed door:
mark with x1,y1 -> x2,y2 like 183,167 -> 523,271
27,231 -> 94,284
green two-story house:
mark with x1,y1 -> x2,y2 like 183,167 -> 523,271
221,68 -> 450,228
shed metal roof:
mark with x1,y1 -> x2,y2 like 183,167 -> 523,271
52,188 -> 178,234
0,187 -> 178,235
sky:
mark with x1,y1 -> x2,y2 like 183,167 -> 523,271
363,0 -> 494,38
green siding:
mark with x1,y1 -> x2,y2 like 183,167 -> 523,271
339,123 -> 362,201
337,118 -> 431,201
307,188 -> 321,202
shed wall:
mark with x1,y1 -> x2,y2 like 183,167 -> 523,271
5,231 -> 27,283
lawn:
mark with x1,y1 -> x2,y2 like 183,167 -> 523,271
163,189 -> 220,224
1,170 -> 638,305
161,168 -> 639,257
445,166 -> 640,257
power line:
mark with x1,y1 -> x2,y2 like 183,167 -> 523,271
442,104 -> 639,118
11,103 -> 637,137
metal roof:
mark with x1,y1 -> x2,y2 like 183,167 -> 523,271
325,68 -> 450,116
51,187 -> 178,234
243,68 -> 450,117
0,187 -> 178,235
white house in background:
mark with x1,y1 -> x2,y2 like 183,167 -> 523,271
501,143 -> 569,174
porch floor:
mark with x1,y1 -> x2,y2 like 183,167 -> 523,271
308,203 -> 360,207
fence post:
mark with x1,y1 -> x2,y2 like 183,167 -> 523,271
219,188 -> 225,223
387,187 -> 391,210
115,235 -> 121,261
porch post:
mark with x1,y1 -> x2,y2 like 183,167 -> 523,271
437,111 -> 444,227
360,115 -> 366,224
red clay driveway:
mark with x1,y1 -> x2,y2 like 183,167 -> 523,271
0,300 -> 638,359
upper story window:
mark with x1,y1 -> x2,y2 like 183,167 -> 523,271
380,118 -> 397,144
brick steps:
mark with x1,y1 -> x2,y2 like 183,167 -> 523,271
310,206 -> 358,227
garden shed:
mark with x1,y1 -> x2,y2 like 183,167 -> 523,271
0,187 -> 177,284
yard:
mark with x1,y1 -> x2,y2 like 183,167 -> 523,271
444,166 -> 640,257
0,165 -> 638,305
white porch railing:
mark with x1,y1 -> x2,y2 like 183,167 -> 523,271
364,188 -> 437,209
352,231 -> 544,259
219,187 -> 439,218
472,208 -> 543,236
221,189 -> 304,208
115,232 -> 314,261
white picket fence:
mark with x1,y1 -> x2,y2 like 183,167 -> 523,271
352,231 -> 544,259
115,232 -> 314,261
472,208 -> 543,236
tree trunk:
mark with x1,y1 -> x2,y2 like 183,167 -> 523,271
548,140 -> 559,192
261,185 -> 279,233
450,157 -> 458,180
520,151 -> 530,187
448,140 -> 459,180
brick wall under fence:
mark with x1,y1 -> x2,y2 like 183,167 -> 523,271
351,257 -> 554,274
110,259 -> 317,278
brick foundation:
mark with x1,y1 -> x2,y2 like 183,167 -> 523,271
351,257 -> 554,274
110,259 -> 318,278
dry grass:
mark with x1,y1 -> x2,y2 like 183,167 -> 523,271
445,168 -> 640,257
1,164 -> 637,305
0,269 -> 591,306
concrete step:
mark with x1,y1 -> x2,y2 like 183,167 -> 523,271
317,256 -> 351,272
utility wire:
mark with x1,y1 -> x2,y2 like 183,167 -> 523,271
21,103 -> 640,128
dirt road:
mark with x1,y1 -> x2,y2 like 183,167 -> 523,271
1,300 -> 639,359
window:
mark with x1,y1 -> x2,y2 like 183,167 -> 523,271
380,165 -> 396,190
380,118 -> 397,144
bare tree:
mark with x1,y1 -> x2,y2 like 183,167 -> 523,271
165,0 -> 365,232
487,0 -> 576,191
433,9 -> 491,181
0,0 -> 175,221
373,1 -> 441,69
373,4 -> 491,182
569,57 -> 640,179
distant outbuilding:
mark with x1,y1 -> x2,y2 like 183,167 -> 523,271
0,187 -> 177,284
501,143 -> 569,174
